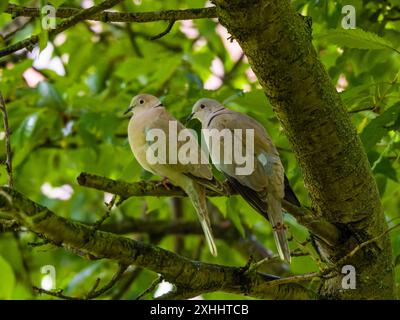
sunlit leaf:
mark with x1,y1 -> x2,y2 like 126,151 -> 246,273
317,29 -> 400,54
0,255 -> 15,300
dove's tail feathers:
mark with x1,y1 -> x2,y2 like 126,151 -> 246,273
267,194 -> 291,264
186,182 -> 218,257
273,228 -> 291,263
199,217 -> 218,257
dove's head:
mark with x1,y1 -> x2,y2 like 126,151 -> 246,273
187,98 -> 224,124
124,94 -> 162,115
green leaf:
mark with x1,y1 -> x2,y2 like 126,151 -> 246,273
12,110 -> 62,167
369,151 -> 398,182
361,103 -> 400,151
227,197 -> 245,237
37,82 -> 65,110
0,255 -> 15,299
0,1 -> 9,14
209,197 -> 227,218
317,29 -> 400,54
39,29 -> 49,52
395,254 -> 400,267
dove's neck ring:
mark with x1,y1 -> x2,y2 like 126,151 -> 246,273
206,108 -> 226,127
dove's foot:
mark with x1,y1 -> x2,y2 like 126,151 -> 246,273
156,177 -> 173,190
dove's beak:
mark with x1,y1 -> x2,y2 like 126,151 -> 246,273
186,112 -> 194,123
124,106 -> 134,115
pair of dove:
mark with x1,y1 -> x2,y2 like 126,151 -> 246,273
124,94 -> 300,263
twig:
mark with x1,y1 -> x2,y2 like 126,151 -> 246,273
33,287 -> 82,300
91,194 -> 117,233
28,240 -> 50,247
0,92 -> 13,188
5,4 -> 217,23
150,20 -> 175,40
287,231 -> 323,269
135,275 -> 164,300
337,223 -> 400,266
34,263 -> 128,300
0,0 -> 124,58
86,264 -> 128,299
245,247 -> 311,274
0,186 -> 312,300
245,255 -> 279,273
112,267 -> 142,299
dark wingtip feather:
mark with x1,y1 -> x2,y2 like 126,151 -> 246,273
222,173 -> 269,220
283,175 -> 301,207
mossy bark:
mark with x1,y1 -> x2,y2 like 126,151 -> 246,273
213,0 -> 395,299
0,187 -> 311,299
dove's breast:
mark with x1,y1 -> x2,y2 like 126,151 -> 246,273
127,108 -> 164,174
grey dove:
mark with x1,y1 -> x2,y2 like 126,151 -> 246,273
188,98 -> 300,263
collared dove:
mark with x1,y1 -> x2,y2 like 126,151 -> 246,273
188,98 -> 300,263
124,94 -> 217,256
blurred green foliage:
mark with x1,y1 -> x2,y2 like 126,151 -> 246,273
0,0 -> 399,299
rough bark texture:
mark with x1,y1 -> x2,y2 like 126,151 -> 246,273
77,172 -> 341,246
0,187 -> 311,300
213,0 -> 395,299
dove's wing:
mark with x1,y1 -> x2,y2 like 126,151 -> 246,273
205,108 -> 290,262
129,106 -> 212,180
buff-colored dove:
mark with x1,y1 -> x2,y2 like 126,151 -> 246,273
125,94 -> 217,256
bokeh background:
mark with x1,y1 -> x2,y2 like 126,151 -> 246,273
0,0 -> 399,299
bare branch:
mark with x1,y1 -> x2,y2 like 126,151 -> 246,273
135,275 -> 163,300
150,20 -> 175,40
4,4 -> 217,23
77,172 -> 342,246
0,0 -> 125,58
86,264 -> 128,299
33,264 -> 127,300
91,194 -> 117,233
0,186 -> 312,299
33,287 -> 81,300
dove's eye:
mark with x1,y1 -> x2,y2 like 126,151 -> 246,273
200,104 -> 205,109
139,99 -> 144,104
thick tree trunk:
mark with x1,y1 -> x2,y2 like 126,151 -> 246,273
213,0 -> 395,299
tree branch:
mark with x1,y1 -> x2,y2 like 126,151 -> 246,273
4,4 -> 217,23
211,0 -> 394,298
0,92 -> 13,187
149,20 -> 175,40
101,217 -> 289,276
0,0 -> 124,58
0,219 -> 20,233
77,172 -> 341,246
0,186 -> 313,299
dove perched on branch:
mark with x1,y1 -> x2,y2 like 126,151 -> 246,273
188,98 -> 300,263
124,94 -> 217,256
